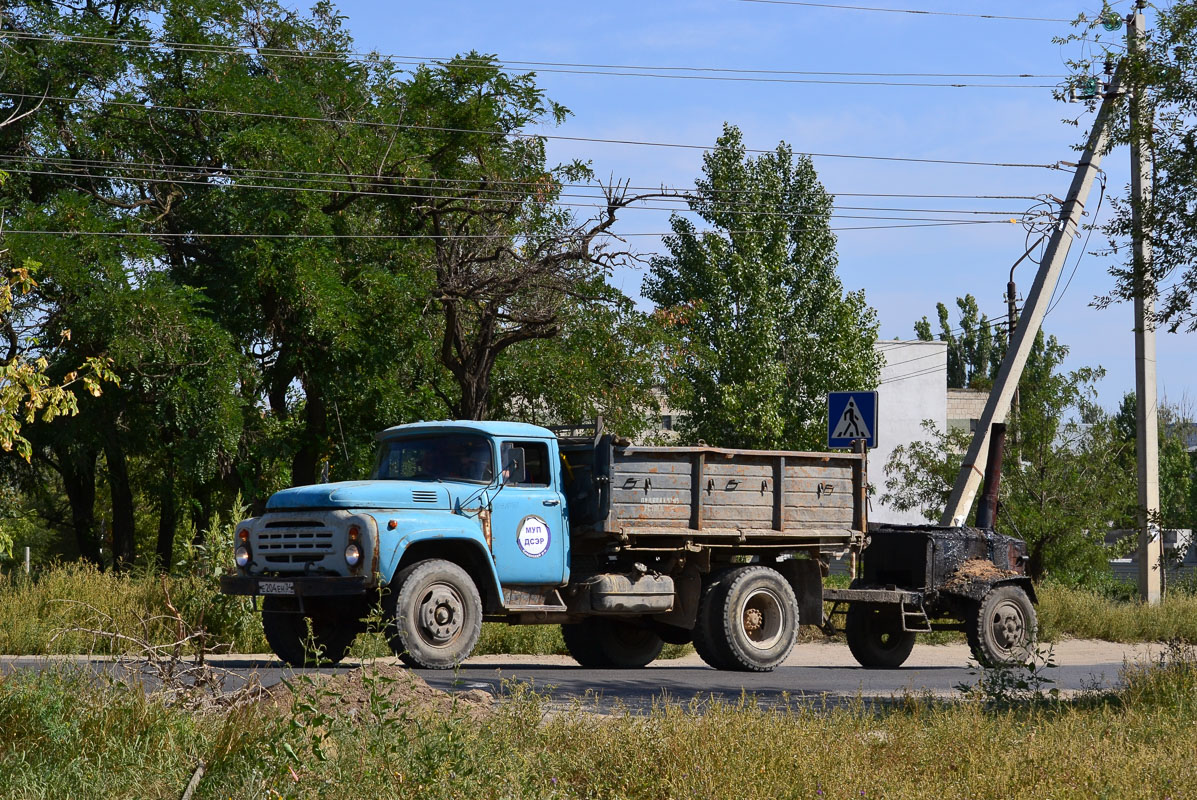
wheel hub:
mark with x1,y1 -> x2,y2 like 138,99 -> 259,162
419,584 -> 465,645
990,600 -> 1025,650
741,587 -> 784,650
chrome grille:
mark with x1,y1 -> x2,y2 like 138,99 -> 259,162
412,490 -> 439,504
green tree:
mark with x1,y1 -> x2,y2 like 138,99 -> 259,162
883,334 -> 1133,584
1114,394 -> 1195,532
913,294 -> 1004,389
1069,3 -> 1197,331
0,0 -> 664,566
490,287 -> 663,437
645,124 -> 881,450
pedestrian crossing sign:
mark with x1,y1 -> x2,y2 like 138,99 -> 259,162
827,391 -> 878,449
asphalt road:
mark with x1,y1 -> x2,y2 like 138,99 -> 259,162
0,640 -> 1159,711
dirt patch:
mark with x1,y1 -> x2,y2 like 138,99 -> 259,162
943,559 -> 1016,591
265,661 -> 494,722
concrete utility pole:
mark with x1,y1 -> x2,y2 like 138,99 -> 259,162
1129,1 -> 1162,604
940,64 -> 1124,528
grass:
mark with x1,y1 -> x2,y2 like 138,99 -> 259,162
2,649 -> 1197,799
1036,581 -> 1197,642
0,565 -> 690,659
4,565 -> 1197,660
0,563 -> 266,655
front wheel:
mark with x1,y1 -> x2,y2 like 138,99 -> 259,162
969,585 -> 1037,667
845,603 -> 916,669
385,559 -> 483,669
261,597 -> 357,667
562,618 -> 664,668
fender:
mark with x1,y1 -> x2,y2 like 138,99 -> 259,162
940,574 -> 1037,605
363,509 -> 502,600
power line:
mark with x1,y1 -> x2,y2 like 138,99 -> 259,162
0,165 -> 1041,220
1045,173 -> 1107,317
0,153 -> 1050,201
878,363 -> 950,386
1,31 -> 1069,84
1,92 -> 1063,170
0,220 -> 1010,239
735,0 -> 1073,23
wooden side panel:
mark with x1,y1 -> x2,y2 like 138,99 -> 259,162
608,447 -> 863,539
609,451 -> 694,529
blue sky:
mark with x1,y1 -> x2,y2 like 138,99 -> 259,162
331,0 -> 1192,410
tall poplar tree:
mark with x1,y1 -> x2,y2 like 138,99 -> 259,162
644,124 -> 881,451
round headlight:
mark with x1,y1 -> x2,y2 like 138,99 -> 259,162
235,545 -> 251,568
344,542 -> 362,567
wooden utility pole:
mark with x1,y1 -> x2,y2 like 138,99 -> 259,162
940,64 -> 1124,527
1129,0 -> 1162,604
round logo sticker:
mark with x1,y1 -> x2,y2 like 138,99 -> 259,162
516,515 -> 551,558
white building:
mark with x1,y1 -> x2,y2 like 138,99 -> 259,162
870,340 -> 948,525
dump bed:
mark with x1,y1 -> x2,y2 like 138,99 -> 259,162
560,433 -> 866,556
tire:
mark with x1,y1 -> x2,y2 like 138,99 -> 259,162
562,618 -> 664,668
385,559 -> 483,669
845,603 -> 916,669
704,566 -> 800,672
692,572 -> 735,670
261,597 -> 357,667
970,585 -> 1037,667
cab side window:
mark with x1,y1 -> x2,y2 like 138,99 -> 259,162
503,441 -> 551,486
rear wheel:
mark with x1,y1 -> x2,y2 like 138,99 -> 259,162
562,618 -> 664,668
970,585 -> 1037,667
845,603 -> 916,669
693,572 -> 734,669
385,559 -> 483,669
261,597 -> 357,667
698,566 -> 799,672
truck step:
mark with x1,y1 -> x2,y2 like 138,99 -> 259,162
900,599 -> 932,633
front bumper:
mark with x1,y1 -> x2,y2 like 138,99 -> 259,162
219,574 -> 369,598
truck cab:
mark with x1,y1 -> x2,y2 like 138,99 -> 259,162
221,420 -> 571,667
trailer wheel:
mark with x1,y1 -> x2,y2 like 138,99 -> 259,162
969,585 -> 1037,667
706,566 -> 800,672
845,603 -> 916,669
385,559 -> 483,669
562,618 -> 664,668
261,597 -> 356,667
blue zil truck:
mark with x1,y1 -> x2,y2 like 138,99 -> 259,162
221,419 -> 1036,671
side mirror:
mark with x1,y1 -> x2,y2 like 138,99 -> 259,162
503,447 -> 526,485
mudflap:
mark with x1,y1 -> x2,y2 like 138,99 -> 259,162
774,558 -> 825,627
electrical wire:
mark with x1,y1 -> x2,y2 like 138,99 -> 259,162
734,0 -> 1074,23
0,31 -> 1070,82
878,363 -> 952,385
0,165 -> 1042,220
0,152 -> 1050,201
0,220 -> 1012,239
1045,172 -> 1107,316
0,92 -> 1064,170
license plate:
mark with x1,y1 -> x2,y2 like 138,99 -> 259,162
259,580 -> 295,596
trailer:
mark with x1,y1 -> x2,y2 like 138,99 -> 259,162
221,419 -> 1036,670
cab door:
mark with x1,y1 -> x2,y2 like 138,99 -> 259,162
488,438 -> 568,587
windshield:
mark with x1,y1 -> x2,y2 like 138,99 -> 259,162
372,434 -> 495,484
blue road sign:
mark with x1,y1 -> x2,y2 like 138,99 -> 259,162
827,391 -> 878,449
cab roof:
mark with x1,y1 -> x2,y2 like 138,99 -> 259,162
376,419 -> 556,440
